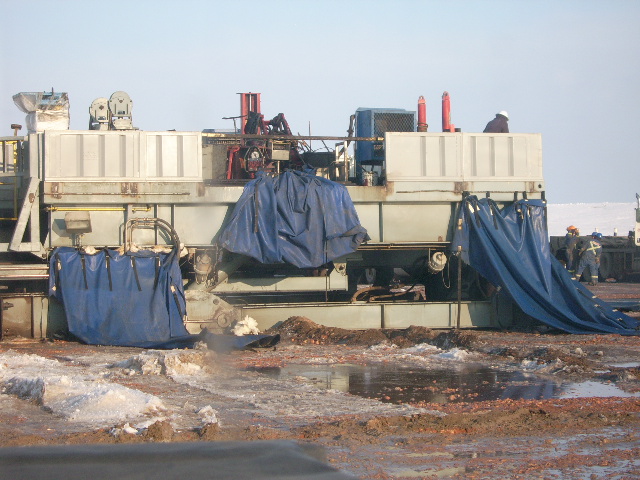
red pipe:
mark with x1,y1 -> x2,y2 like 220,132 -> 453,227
417,96 -> 427,132
441,91 -> 455,132
240,92 -> 261,134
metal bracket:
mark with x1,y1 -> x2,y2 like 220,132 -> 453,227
8,177 -> 44,254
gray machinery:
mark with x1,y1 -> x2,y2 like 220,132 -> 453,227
108,91 -> 134,130
0,96 -> 545,338
88,97 -> 109,130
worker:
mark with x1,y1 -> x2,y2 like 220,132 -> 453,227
564,225 -> 580,276
574,232 -> 603,286
483,111 -> 509,133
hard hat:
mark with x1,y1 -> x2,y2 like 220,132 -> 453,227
596,233 -> 603,239
566,225 -> 577,232
498,110 -> 509,120
591,232 -> 599,237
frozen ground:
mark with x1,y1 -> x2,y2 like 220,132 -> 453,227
547,202 -> 636,237
2,312 -> 640,479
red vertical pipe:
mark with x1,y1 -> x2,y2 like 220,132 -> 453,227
442,91 -> 451,132
240,93 -> 261,134
417,96 -> 427,132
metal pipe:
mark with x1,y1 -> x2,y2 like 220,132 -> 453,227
46,207 -> 126,212
417,96 -> 428,132
441,91 -> 455,132
456,216 -> 464,329
202,133 -> 384,142
207,253 -> 247,289
456,245 -> 462,329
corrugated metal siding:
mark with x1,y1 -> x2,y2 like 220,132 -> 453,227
385,132 -> 542,182
43,131 -> 202,181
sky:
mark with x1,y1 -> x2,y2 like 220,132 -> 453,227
1,0 -> 639,203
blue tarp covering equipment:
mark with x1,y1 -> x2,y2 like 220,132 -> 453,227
452,196 -> 640,335
218,170 -> 369,269
49,247 -> 194,348
49,247 -> 281,349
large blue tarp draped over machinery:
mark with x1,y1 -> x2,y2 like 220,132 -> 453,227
49,247 -> 195,348
218,170 -> 369,268
49,247 -> 282,349
452,196 -> 640,335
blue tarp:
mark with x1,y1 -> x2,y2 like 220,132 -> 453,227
49,247 -> 282,350
452,196 -> 640,335
218,170 -> 369,268
49,247 -> 194,348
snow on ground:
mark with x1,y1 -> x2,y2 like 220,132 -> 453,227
547,202 -> 636,237
0,351 -> 165,425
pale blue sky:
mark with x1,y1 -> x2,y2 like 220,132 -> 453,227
1,0 -> 638,203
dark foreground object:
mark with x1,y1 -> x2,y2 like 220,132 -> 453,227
0,440 -> 356,480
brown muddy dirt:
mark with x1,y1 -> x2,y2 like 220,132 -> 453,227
1,283 -> 640,479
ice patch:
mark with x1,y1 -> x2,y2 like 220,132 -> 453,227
435,347 -> 470,361
368,343 -> 398,351
0,351 -> 165,425
402,343 -> 440,355
232,315 -> 260,336
111,350 -> 212,376
197,405 -> 219,424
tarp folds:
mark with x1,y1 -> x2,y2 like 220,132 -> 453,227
49,247 -> 193,348
452,196 -> 640,335
218,170 -> 369,269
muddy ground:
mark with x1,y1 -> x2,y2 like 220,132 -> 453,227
1,284 -> 640,479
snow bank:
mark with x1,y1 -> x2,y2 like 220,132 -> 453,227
0,351 -> 165,424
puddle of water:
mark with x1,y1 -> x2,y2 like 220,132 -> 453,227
249,363 -> 640,404
609,362 -> 640,368
557,381 -> 640,398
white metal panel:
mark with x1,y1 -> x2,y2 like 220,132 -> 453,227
44,131 -> 202,181
381,202 -> 451,242
143,132 -> 202,180
353,203 -> 381,242
385,132 -> 542,183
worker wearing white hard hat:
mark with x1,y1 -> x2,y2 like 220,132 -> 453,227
483,111 -> 509,133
